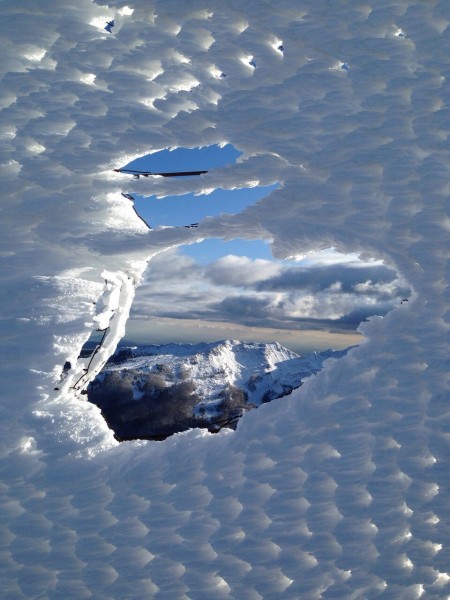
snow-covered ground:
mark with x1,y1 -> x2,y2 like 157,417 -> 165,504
1,1 -> 449,598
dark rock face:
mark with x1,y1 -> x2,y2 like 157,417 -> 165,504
88,374 -> 255,441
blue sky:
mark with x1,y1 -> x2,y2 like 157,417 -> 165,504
132,185 -> 278,237
126,144 -> 242,173
125,145 -> 279,262
181,237 -> 275,264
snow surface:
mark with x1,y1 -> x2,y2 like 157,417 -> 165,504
1,0 -> 449,598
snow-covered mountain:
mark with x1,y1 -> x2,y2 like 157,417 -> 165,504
88,340 -> 349,440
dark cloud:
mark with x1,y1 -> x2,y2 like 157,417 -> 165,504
211,295 -> 276,320
255,263 -> 401,294
203,293 -> 396,332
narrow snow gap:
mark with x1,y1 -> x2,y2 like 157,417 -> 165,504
123,144 -> 242,174
131,184 -> 279,230
116,143 -> 279,230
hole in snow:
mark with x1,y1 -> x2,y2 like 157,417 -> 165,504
23,48 -> 46,62
82,145 -> 411,443
241,55 -> 256,70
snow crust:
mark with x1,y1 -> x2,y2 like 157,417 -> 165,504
1,0 -> 449,598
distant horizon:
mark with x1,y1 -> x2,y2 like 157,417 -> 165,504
85,324 -> 363,357
118,336 -> 362,357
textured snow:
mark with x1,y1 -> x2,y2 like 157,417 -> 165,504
1,0 -> 449,598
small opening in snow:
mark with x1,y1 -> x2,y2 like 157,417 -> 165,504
117,143 -> 241,178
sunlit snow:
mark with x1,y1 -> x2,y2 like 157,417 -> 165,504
1,1 -> 449,598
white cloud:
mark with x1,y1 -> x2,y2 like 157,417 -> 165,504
205,254 -> 281,286
129,246 -> 407,339
294,248 -> 383,267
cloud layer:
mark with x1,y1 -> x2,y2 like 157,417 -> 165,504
128,247 -> 410,345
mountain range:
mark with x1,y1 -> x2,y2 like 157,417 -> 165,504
87,340 -> 350,441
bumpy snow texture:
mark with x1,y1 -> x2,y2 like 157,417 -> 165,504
1,1 -> 449,598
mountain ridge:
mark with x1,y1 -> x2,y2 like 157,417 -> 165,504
88,340 -> 351,441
